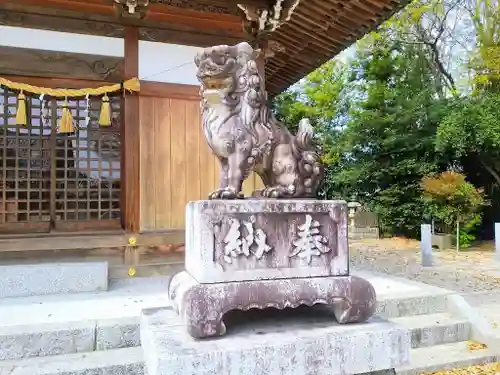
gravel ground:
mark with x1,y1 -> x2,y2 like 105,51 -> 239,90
350,239 -> 500,294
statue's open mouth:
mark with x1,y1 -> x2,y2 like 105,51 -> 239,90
201,76 -> 233,90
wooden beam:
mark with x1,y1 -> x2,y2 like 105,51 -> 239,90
122,26 -> 141,233
2,0 -> 243,32
0,10 -> 243,48
0,46 -> 123,82
0,229 -> 185,251
140,81 -> 200,100
2,0 -> 116,17
206,0 -> 270,7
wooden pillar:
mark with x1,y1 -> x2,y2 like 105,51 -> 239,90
121,26 -> 140,232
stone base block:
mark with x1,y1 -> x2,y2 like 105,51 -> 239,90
168,271 -> 376,339
0,261 -> 108,299
185,199 -> 349,283
140,307 -> 410,375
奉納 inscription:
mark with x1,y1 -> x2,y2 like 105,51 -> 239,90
222,215 -> 272,264
290,214 -> 331,264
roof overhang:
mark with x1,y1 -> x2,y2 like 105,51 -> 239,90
0,0 -> 407,94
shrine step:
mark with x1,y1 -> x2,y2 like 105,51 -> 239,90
396,341 -> 500,375
389,313 -> 470,348
0,317 -> 141,361
376,293 -> 449,318
0,276 -> 170,361
0,347 -> 144,375
0,262 -> 108,298
355,269 -> 451,318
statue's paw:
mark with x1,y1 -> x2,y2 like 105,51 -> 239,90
208,189 -> 224,199
208,187 -> 241,200
262,186 -> 287,198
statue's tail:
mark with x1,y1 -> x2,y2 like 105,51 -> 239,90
293,118 -> 325,197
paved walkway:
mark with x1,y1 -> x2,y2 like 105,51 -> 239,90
350,239 -> 500,294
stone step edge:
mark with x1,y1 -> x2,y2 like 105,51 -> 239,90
376,293 -> 449,318
0,317 -> 140,361
0,262 -> 108,299
379,293 -> 500,350
0,347 -> 144,375
0,295 -> 454,361
0,295 -> 467,361
1,293 -> 496,361
446,294 -> 500,350
390,313 -> 470,348
396,342 -> 500,375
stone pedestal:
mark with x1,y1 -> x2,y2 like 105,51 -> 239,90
169,199 -> 377,339
185,200 -> 349,282
141,307 -> 410,375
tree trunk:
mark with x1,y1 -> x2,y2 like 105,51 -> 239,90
480,159 -> 500,187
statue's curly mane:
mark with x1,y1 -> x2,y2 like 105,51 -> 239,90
197,44 -> 276,147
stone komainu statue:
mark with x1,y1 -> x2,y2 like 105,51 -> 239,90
195,42 -> 324,199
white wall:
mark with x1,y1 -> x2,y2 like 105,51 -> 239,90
0,26 -> 202,85
0,26 -> 204,179
138,41 -> 201,85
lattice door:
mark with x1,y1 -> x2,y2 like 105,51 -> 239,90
0,88 -> 122,233
0,88 -> 51,233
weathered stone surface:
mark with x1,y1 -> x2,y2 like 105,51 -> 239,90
0,320 -> 96,360
140,307 -> 410,375
185,199 -> 348,283
0,262 -> 108,298
96,317 -> 141,350
195,42 -> 324,200
168,271 -> 376,339
0,347 -> 144,375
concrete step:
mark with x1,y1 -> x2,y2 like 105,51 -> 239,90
0,262 -> 108,299
353,269 -> 452,318
0,276 -> 170,360
377,294 -> 449,318
0,317 -> 140,361
390,313 -> 470,348
396,342 -> 500,375
0,347 -> 144,375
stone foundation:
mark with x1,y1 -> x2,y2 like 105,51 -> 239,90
141,307 -> 410,375
170,199 -> 377,339
185,199 -> 349,283
169,271 -> 376,339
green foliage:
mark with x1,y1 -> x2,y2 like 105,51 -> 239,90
329,40 -> 450,236
273,60 -> 350,199
272,0 -> 500,239
436,94 -> 500,157
421,171 -> 487,227
421,171 -> 486,249
459,214 -> 482,247
470,0 -> 500,92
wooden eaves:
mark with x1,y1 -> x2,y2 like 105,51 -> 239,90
0,0 -> 408,94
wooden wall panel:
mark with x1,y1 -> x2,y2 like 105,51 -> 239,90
139,86 -> 264,231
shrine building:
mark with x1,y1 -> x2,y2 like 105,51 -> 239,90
0,0 -> 405,276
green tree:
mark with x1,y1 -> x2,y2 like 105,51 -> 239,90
273,59 -> 351,198
469,0 -> 500,92
421,171 -> 487,248
436,94 -> 500,186
272,0 -> 500,238
331,39 -> 450,236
